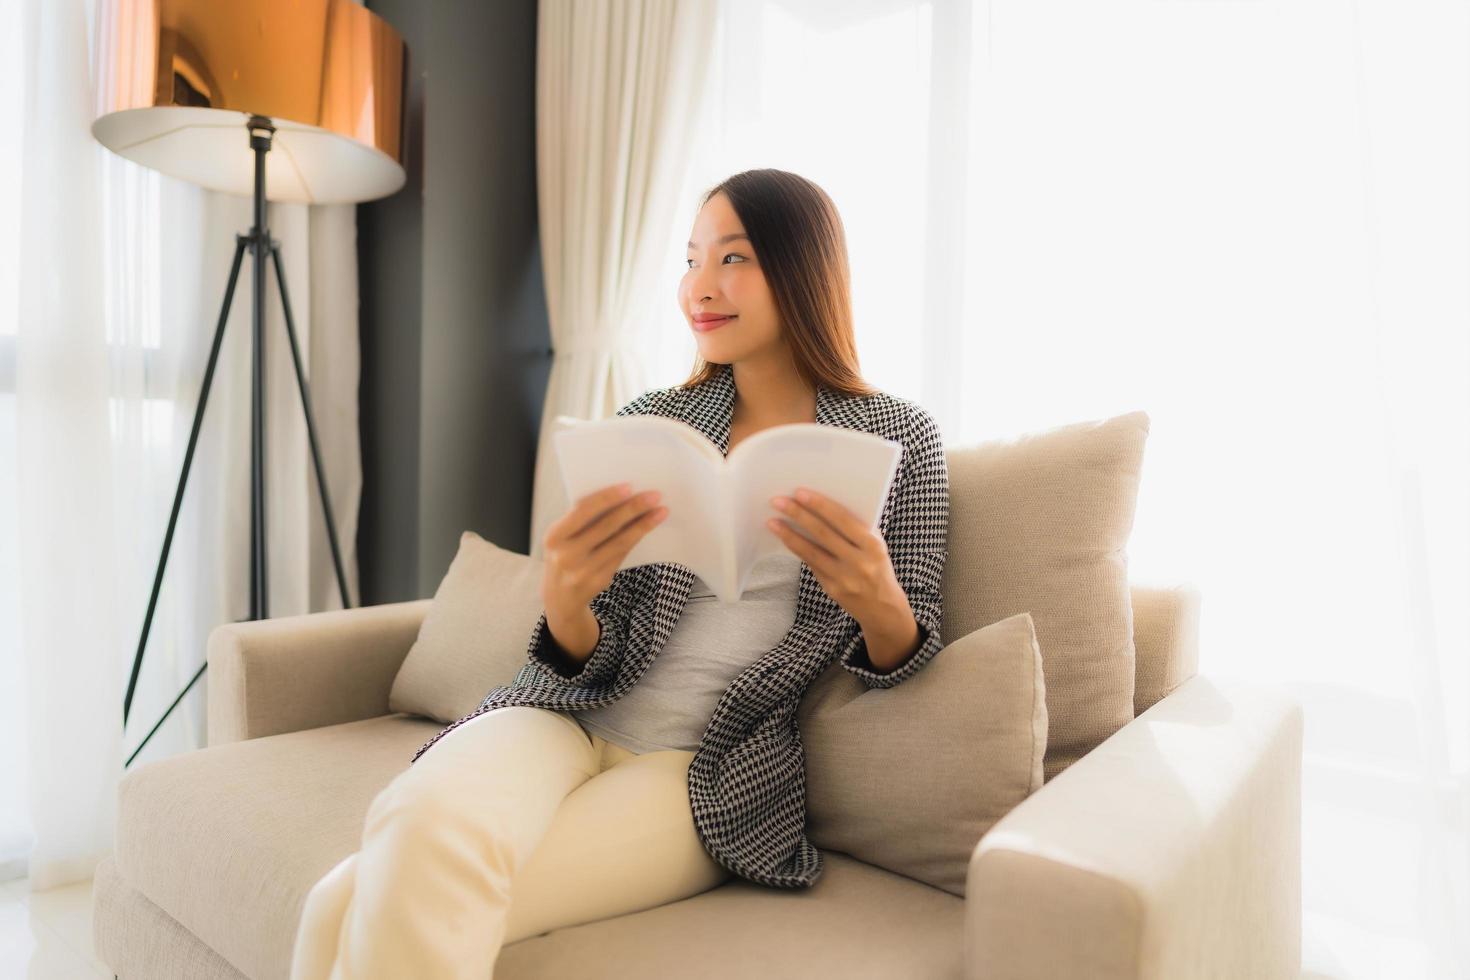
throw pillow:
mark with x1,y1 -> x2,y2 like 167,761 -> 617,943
941,410 -> 1149,783
798,611 -> 1047,897
388,530 -> 545,723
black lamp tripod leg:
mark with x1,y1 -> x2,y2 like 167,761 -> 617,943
123,235 -> 249,731
268,242 -> 354,610
124,658 -> 207,770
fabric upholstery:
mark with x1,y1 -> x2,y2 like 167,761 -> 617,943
388,531 -> 547,722
93,856 -> 250,980
495,849 -> 964,979
96,845 -> 964,980
206,599 -> 429,747
1130,583 -> 1202,716
797,611 -> 1047,896
114,713 -> 444,980
939,410 -> 1150,782
966,675 -> 1304,980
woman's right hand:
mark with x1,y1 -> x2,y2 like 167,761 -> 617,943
541,482 -> 667,614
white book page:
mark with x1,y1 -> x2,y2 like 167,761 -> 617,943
727,423 -> 903,597
551,416 -> 729,589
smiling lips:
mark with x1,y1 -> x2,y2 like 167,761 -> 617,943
693,313 -> 736,332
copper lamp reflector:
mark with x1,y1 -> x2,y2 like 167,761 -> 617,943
92,0 -> 407,205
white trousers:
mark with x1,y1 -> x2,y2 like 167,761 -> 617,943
288,706 -> 731,979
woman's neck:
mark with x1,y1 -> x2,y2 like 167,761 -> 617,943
731,357 -> 816,426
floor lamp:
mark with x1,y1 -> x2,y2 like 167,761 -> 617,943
90,0 -> 407,767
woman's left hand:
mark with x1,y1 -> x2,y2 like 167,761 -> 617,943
766,487 -> 912,627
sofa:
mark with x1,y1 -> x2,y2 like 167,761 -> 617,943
93,412 -> 1305,979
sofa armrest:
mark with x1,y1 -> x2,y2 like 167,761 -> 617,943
965,674 -> 1303,980
206,599 -> 433,747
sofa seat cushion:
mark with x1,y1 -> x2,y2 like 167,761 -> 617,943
497,850 -> 964,978
115,713 -> 443,980
93,855 -> 250,980
116,713 -> 961,979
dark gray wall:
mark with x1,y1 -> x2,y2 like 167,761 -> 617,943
358,0 -> 550,605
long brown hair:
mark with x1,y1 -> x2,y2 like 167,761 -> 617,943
677,169 -> 879,399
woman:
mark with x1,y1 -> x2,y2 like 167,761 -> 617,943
290,169 -> 949,979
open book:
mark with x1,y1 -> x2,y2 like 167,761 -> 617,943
550,413 -> 902,602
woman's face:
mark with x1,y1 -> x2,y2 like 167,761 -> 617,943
680,192 -> 783,364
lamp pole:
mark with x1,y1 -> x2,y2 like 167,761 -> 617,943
122,115 -> 354,768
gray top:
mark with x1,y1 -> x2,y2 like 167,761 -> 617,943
575,550 -> 804,754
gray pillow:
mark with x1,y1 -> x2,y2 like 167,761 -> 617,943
797,612 -> 1048,897
388,531 -> 545,723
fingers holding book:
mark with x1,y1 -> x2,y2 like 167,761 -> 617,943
766,486 -> 903,627
541,481 -> 669,614
768,487 -> 869,552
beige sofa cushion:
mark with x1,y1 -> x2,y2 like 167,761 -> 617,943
1131,583 -> 1202,715
495,850 -> 963,978
941,410 -> 1149,783
388,530 -> 546,722
113,714 -> 445,980
797,612 -> 1047,896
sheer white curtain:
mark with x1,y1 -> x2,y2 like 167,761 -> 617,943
640,1 -> 1469,977
526,0 -> 719,560
0,0 -> 364,891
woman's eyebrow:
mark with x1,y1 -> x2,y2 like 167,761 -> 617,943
687,233 -> 751,248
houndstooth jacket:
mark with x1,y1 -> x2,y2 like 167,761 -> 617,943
408,361 -> 949,889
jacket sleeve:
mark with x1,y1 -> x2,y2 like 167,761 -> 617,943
836,402 -> 949,689
524,387 -> 663,687
524,591 -> 630,686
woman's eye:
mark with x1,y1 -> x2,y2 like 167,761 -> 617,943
685,254 -> 746,269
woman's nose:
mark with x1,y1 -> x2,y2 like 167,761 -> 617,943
689,263 -> 718,302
